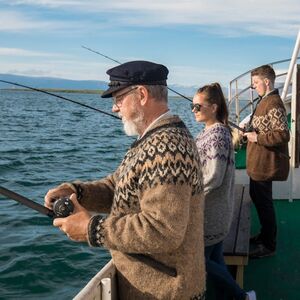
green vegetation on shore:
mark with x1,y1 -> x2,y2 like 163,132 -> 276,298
1,88 -> 191,98
1,88 -> 104,94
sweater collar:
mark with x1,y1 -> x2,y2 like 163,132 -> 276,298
260,88 -> 279,100
130,115 -> 186,148
139,110 -> 171,139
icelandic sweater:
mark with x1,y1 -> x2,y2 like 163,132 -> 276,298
247,89 -> 290,181
195,123 -> 235,246
70,115 -> 205,300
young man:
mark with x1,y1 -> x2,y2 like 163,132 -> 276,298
243,64 -> 290,259
44,61 -> 206,299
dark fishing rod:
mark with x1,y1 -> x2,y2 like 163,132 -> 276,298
0,186 -> 74,218
82,45 -> 193,102
0,79 -> 120,120
82,45 -> 122,65
0,185 -> 177,276
81,45 -> 249,132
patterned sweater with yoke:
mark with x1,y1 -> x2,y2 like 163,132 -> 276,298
195,123 -> 235,246
247,89 -> 290,181
66,115 -> 206,300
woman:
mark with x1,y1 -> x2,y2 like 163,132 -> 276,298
192,83 -> 256,300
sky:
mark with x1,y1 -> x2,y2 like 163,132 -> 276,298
0,0 -> 300,87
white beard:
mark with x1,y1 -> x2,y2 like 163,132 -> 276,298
121,110 -> 144,136
123,118 -> 139,136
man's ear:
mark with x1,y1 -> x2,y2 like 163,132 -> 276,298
139,86 -> 149,106
264,78 -> 270,87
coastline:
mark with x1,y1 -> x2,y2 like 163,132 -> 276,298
0,88 -> 191,98
0,88 -> 104,94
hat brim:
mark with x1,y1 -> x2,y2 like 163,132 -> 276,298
101,84 -> 132,98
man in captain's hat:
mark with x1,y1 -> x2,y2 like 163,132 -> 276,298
45,60 -> 206,299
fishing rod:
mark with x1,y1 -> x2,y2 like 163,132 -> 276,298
81,45 -> 249,132
81,45 -> 193,102
0,79 -> 120,120
0,186 -> 74,218
82,45 -> 122,65
0,185 -> 177,276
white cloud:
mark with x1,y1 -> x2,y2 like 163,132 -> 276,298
0,59 -> 110,81
3,0 -> 300,37
0,11 -> 57,31
0,55 -> 232,85
169,64 -> 236,86
0,47 -> 64,57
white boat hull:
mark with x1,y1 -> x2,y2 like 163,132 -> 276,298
73,260 -> 117,300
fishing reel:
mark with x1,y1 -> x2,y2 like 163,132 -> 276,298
241,123 -> 256,144
53,197 -> 74,218
243,123 -> 255,133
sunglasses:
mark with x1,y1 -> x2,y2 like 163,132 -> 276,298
190,103 -> 210,112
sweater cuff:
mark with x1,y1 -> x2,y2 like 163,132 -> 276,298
88,215 -> 106,247
70,182 -> 84,201
256,133 -> 262,145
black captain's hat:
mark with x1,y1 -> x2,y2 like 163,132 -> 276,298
101,60 -> 169,98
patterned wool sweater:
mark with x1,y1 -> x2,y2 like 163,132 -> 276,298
195,123 -> 235,246
69,115 -> 205,300
247,89 -> 290,181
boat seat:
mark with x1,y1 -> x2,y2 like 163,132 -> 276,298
223,184 -> 251,288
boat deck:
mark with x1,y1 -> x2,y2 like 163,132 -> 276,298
244,199 -> 300,300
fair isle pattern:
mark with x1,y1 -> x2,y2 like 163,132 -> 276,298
85,115 -> 206,299
195,124 -> 234,167
89,215 -> 106,247
195,123 -> 235,246
252,107 -> 289,134
246,91 -> 290,181
110,121 -> 203,215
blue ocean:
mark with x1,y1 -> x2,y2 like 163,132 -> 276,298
0,90 -> 201,299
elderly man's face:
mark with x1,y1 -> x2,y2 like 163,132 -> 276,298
112,86 -> 144,136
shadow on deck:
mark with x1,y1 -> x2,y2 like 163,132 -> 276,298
244,200 -> 300,300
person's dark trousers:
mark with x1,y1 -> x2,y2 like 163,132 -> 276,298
249,178 -> 276,251
205,242 -> 246,300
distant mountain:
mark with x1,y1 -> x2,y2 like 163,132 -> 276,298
168,84 -> 198,98
0,73 -> 226,97
0,74 -> 108,91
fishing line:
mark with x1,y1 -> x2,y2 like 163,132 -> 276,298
0,79 -> 120,120
81,45 -> 194,103
81,46 -> 247,132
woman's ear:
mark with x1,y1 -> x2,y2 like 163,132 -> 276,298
212,103 -> 218,114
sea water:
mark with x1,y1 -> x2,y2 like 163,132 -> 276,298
0,90 -> 200,299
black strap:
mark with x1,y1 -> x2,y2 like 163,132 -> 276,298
247,97 -> 262,128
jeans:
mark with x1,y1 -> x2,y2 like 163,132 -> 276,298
205,241 -> 246,300
249,178 -> 276,251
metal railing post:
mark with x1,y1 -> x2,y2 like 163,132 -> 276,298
282,30 -> 300,101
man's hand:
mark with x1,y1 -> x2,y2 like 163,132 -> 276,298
53,193 -> 92,242
243,131 -> 258,143
44,183 -> 74,209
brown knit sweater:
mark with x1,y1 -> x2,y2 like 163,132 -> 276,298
71,115 -> 205,300
246,90 -> 290,181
